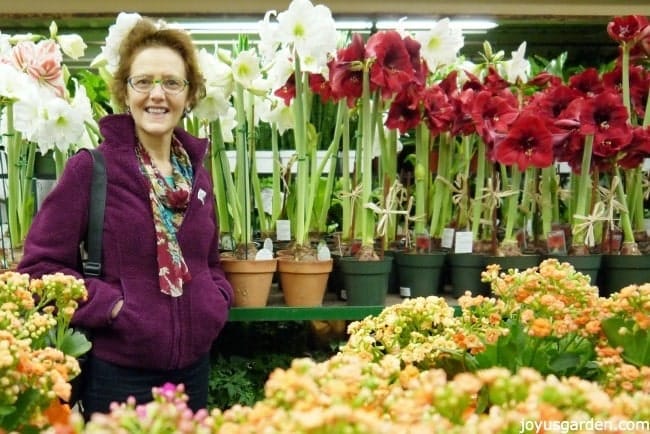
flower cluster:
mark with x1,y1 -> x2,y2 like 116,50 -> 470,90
0,271 -> 88,432
1,21 -> 99,248
29,260 -> 650,433
136,360 -> 648,433
82,383 -> 220,433
596,283 -> 650,394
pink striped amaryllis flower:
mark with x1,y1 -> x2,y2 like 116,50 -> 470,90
10,39 -> 65,98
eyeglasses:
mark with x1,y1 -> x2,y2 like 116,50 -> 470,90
127,75 -> 189,95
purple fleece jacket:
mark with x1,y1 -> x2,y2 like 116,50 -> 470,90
18,114 -> 234,371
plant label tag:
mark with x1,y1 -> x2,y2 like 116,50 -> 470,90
276,220 -> 291,241
454,231 -> 473,254
441,228 -> 455,249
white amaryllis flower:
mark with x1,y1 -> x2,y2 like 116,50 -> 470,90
263,46 -> 294,94
0,32 -> 11,58
193,85 -> 231,122
218,106 -> 238,143
34,96 -> 86,153
14,86 -> 86,154
56,33 -> 87,60
198,48 -> 233,94
414,18 -> 465,71
257,10 -> 280,63
265,0 -> 337,73
70,79 -> 96,127
232,49 -> 261,89
0,62 -> 35,101
92,12 -> 142,73
503,41 -> 530,84
257,94 -> 294,134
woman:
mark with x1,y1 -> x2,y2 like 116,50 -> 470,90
18,17 -> 233,418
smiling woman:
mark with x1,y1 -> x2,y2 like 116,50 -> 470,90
16,14 -> 235,421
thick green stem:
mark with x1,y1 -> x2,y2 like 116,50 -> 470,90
614,166 -> 635,244
292,58 -> 309,247
414,123 -> 429,235
502,165 -> 522,244
429,133 -> 450,238
234,84 -> 252,247
540,166 -> 555,239
470,139 -> 486,240
339,104 -> 353,242
210,120 -> 233,235
313,101 -> 346,233
359,66 -> 375,248
571,134 -> 594,247
270,124 -> 282,224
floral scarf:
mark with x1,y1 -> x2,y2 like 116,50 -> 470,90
136,138 -> 193,297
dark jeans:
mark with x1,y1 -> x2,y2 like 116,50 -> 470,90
80,353 -> 210,421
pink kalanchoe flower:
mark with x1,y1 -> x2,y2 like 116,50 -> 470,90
11,39 -> 65,97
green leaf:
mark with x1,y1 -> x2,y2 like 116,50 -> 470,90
601,317 -> 650,367
0,388 -> 40,430
548,352 -> 580,373
58,328 -> 92,358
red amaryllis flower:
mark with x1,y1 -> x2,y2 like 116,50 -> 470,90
274,73 -> 296,106
493,113 -> 555,170
309,73 -> 334,103
403,35 -> 428,87
592,126 -> 634,159
469,89 -> 519,144
482,66 -> 511,94
385,84 -> 422,134
329,33 -> 365,108
527,71 -> 562,88
422,85 -> 455,136
568,68 -> 605,96
579,90 -> 631,137
365,30 -> 416,99
528,84 -> 582,120
607,15 -> 650,44
618,126 -> 650,169
602,64 -> 650,119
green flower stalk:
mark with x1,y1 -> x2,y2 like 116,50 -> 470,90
357,64 -> 378,256
413,123 -> 429,236
5,102 -> 36,248
470,138 -> 487,244
429,132 -> 454,239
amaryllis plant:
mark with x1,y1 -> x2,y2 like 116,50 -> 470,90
325,28 -> 427,259
0,22 -> 98,249
257,0 -> 341,260
541,15 -> 650,255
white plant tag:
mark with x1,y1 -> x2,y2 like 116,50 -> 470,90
276,220 -> 291,241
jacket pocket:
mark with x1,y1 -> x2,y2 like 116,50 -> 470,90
186,270 -> 230,359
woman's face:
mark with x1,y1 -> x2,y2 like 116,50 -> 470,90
126,46 -> 188,145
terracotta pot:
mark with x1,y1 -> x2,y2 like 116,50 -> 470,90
222,258 -> 278,307
277,258 -> 333,306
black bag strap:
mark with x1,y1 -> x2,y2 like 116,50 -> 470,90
81,148 -> 106,277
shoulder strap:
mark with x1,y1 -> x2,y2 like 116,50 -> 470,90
81,148 -> 106,277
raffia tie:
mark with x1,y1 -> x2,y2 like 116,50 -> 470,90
597,175 -> 626,227
364,181 -> 413,238
338,184 -> 363,206
572,201 -> 610,247
436,173 -> 468,207
477,177 -> 519,213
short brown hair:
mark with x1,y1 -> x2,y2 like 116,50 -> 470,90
111,18 -> 206,112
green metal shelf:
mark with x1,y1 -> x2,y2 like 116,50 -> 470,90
227,291 -> 459,322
